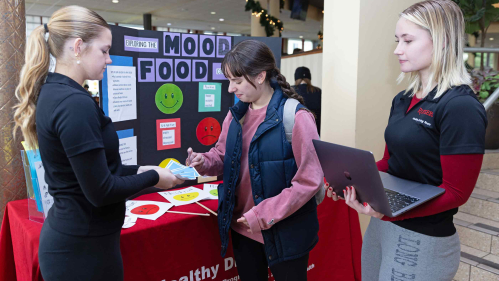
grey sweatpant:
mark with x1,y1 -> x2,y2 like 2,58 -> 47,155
361,218 -> 460,281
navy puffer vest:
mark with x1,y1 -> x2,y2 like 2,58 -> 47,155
217,82 -> 319,266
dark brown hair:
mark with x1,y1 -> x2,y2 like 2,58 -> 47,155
294,78 -> 318,93
221,40 -> 305,104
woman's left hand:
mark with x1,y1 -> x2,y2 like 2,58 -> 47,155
343,186 -> 384,219
237,217 -> 253,233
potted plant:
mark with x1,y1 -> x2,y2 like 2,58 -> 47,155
470,68 -> 499,149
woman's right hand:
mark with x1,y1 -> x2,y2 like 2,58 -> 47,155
155,168 -> 184,190
186,147 -> 204,168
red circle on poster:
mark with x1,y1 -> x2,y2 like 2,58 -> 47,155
131,204 -> 160,215
196,117 -> 221,146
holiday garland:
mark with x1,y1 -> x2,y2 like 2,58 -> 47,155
245,0 -> 284,37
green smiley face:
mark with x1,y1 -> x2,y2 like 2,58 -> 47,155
155,83 -> 183,114
209,189 -> 218,197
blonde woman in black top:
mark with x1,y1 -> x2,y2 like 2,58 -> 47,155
13,6 -> 183,280
328,1 -> 487,280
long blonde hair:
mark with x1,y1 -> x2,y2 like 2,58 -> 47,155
398,0 -> 471,98
13,6 -> 109,149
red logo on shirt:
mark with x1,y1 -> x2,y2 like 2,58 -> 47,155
418,107 -> 433,117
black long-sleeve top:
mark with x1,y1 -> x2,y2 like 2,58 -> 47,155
36,72 -> 159,236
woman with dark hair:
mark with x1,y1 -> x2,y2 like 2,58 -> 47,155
13,5 -> 183,280
293,67 -> 322,135
186,40 -> 323,281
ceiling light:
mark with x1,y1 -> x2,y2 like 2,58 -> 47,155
112,0 -> 119,3
219,18 -> 224,21
211,12 -> 216,15
490,38 -> 495,41
299,35 -> 303,38
211,27 -> 216,30
167,23 -> 171,26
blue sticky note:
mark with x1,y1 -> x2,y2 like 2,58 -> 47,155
116,129 -> 134,139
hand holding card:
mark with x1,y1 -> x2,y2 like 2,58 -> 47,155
167,160 -> 200,180
174,173 -> 194,180
155,168 -> 185,189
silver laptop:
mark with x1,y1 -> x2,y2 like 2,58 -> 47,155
312,140 -> 445,217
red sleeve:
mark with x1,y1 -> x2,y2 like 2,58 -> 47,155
382,154 -> 483,222
376,144 -> 390,172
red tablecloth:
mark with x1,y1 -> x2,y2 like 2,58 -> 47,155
0,182 -> 362,281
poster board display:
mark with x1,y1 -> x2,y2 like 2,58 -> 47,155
100,26 -> 281,188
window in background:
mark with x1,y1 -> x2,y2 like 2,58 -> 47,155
26,15 -> 49,39
119,24 -> 144,30
288,39 -> 302,54
84,80 -> 100,105
168,28 -> 189,33
304,40 -> 313,52
84,80 -> 100,96
147,27 -> 190,33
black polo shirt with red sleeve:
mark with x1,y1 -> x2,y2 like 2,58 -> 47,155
384,84 -> 487,237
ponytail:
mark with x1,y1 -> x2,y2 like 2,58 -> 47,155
13,25 -> 50,149
13,5 -> 110,149
272,68 -> 305,105
294,78 -> 317,94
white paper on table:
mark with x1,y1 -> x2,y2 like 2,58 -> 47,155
122,215 -> 138,228
158,186 -> 210,206
203,184 -> 218,200
33,161 -> 53,217
119,136 -> 137,165
125,200 -> 173,221
107,65 -> 137,122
